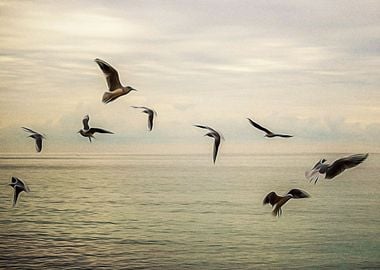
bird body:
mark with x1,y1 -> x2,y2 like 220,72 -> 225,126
131,106 -> 157,131
305,153 -> 368,184
247,118 -> 292,138
9,176 -> 30,207
94,58 -> 137,104
22,127 -> 45,152
263,188 -> 310,217
194,125 -> 223,164
78,115 -> 113,142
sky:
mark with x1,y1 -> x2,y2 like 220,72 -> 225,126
0,0 -> 379,154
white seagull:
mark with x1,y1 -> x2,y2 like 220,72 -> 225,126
131,106 -> 157,131
305,153 -> 369,184
194,125 -> 224,164
247,118 -> 293,138
78,114 -> 114,142
22,127 -> 46,152
94,58 -> 137,104
9,176 -> 30,207
263,188 -> 310,217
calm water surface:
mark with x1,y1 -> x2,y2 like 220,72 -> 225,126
0,153 -> 379,269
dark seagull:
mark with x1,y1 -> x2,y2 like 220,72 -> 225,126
22,127 -> 46,152
131,106 -> 157,131
94,58 -> 137,104
9,176 -> 30,207
263,188 -> 310,217
78,114 -> 114,142
247,118 -> 293,138
194,125 -> 224,164
305,153 -> 369,184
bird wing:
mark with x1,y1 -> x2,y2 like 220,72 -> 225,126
35,137 -> 43,152
326,153 -> 369,179
94,58 -> 122,91
275,134 -> 293,138
147,112 -> 154,131
247,118 -> 273,135
89,128 -> 114,134
263,191 -> 281,205
13,186 -> 24,207
131,106 -> 149,110
212,135 -> 220,164
272,196 -> 292,217
82,115 -> 90,130
22,127 -> 38,134
287,189 -> 310,199
194,125 -> 218,133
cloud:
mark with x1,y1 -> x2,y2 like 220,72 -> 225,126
0,0 -> 379,153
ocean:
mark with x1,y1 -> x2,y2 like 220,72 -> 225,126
0,153 -> 379,269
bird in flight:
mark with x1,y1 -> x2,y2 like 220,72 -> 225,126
94,58 -> 137,104
78,114 -> 114,142
263,188 -> 310,217
22,127 -> 46,152
194,125 -> 224,164
9,176 -> 30,207
305,153 -> 369,184
131,106 -> 157,131
247,118 -> 293,138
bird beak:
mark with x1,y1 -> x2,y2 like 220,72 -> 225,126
131,88 -> 137,91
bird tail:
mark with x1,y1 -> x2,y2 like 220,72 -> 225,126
305,168 -> 320,184
102,92 -> 113,104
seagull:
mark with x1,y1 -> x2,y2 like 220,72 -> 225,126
194,125 -> 224,164
263,188 -> 310,217
94,58 -> 137,104
305,153 -> 369,184
22,127 -> 46,152
9,176 -> 30,207
131,106 -> 157,131
247,118 -> 293,138
78,114 -> 114,142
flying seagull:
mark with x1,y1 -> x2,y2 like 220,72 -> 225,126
194,125 -> 224,164
9,176 -> 30,207
94,58 -> 137,104
22,127 -> 46,152
247,118 -> 293,138
305,153 -> 369,184
263,188 -> 310,217
131,106 -> 157,131
78,114 -> 114,142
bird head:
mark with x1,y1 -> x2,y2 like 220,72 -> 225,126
127,86 -> 137,91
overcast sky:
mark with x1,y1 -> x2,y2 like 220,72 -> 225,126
0,0 -> 379,154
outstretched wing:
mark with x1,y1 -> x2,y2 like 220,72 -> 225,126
35,137 -> 43,152
247,118 -> 272,135
89,128 -> 114,134
287,189 -> 310,199
13,186 -> 23,207
263,191 -> 280,205
326,153 -> 369,179
22,127 -> 38,134
82,115 -> 90,130
194,125 -> 217,133
275,134 -> 293,138
147,112 -> 154,131
212,135 -> 220,164
94,58 -> 122,91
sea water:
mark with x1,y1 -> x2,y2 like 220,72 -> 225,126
0,153 -> 379,269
